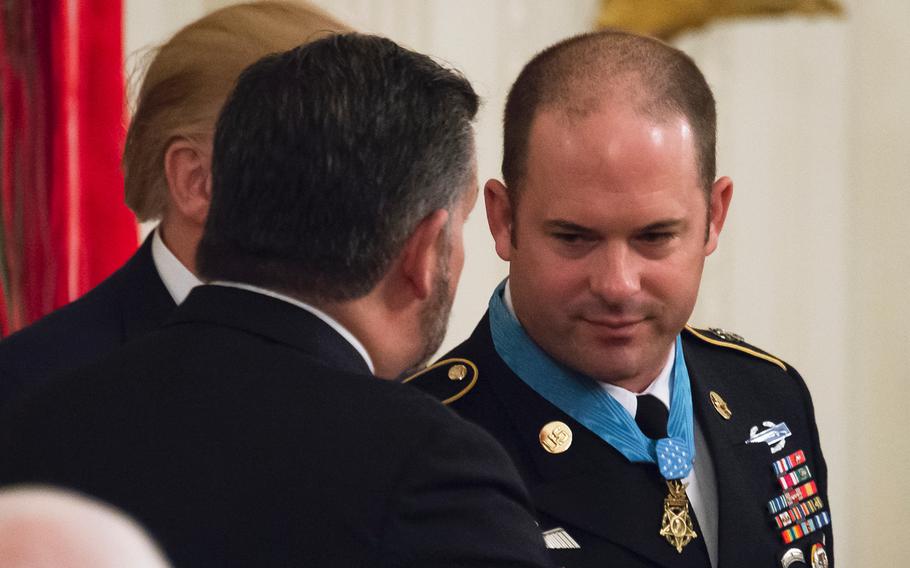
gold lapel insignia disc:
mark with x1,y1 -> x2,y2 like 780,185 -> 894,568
659,479 -> 698,553
710,391 -> 732,420
539,421 -> 572,454
447,364 -> 468,381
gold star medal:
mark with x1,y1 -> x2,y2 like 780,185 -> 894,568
659,479 -> 697,553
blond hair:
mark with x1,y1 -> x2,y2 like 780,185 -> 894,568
123,1 -> 348,221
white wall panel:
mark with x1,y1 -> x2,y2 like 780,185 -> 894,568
845,0 -> 910,563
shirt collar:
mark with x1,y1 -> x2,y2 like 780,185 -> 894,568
599,348 -> 674,419
503,278 -> 673,419
208,281 -> 375,375
151,227 -> 202,305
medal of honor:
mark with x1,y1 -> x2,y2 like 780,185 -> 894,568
659,479 -> 697,553
488,288 -> 700,555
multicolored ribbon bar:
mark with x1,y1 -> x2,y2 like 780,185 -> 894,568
774,495 -> 825,529
778,465 -> 812,490
781,510 -> 831,544
772,449 -> 806,476
768,480 -> 818,514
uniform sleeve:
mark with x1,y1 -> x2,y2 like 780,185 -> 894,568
789,364 -> 835,565
378,410 -> 554,568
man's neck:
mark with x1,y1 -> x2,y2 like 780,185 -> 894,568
157,217 -> 201,276
319,294 -> 412,380
151,225 -> 202,305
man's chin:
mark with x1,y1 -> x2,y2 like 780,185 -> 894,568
567,346 -> 648,387
586,365 -> 640,387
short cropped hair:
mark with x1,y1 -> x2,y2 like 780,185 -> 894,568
502,29 -> 716,201
196,33 -> 479,302
123,1 -> 347,222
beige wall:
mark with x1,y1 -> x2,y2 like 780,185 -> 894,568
846,0 -> 910,563
125,1 -> 910,563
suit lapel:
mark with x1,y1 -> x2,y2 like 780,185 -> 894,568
467,317 -> 710,567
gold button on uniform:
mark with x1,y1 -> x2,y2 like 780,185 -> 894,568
710,391 -> 732,420
539,421 -> 573,454
448,364 -> 468,381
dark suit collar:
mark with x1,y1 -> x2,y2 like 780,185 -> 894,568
166,284 -> 371,376
118,234 -> 178,341
462,313 -> 710,567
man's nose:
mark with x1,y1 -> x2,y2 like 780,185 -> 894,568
589,243 -> 641,303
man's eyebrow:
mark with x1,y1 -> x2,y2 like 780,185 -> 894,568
638,219 -> 686,232
543,219 -> 597,233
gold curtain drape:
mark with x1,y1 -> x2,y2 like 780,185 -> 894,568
597,0 -> 843,39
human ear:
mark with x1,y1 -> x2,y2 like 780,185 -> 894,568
705,176 -> 733,255
484,179 -> 514,261
399,209 -> 450,300
163,138 -> 212,226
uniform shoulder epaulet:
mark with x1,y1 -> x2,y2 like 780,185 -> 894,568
683,325 -> 788,371
401,357 -> 478,405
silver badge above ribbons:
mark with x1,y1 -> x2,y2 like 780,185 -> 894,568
746,421 -> 791,454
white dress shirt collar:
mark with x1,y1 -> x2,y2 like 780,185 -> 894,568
151,227 -> 203,305
598,348 -> 674,419
209,281 -> 375,375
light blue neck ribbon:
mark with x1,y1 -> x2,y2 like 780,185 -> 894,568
489,281 -> 695,480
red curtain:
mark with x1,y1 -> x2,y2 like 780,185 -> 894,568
0,0 -> 137,336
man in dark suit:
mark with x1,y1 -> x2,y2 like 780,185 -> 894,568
0,2 -> 348,407
0,34 -> 552,568
407,30 -> 833,568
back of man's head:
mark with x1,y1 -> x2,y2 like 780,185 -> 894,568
197,33 -> 479,303
502,29 -> 716,201
124,0 -> 348,222
0,486 -> 170,568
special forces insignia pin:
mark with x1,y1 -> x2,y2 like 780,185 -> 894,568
708,327 -> 745,342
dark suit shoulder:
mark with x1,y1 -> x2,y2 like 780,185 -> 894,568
0,265 -> 126,403
683,324 -> 791,373
1,270 -> 124,351
0,238 -> 173,406
0,317 -> 551,568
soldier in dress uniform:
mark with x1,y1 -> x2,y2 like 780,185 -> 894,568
407,29 -> 832,568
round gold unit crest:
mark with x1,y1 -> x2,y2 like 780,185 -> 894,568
539,421 -> 573,454
447,364 -> 468,381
